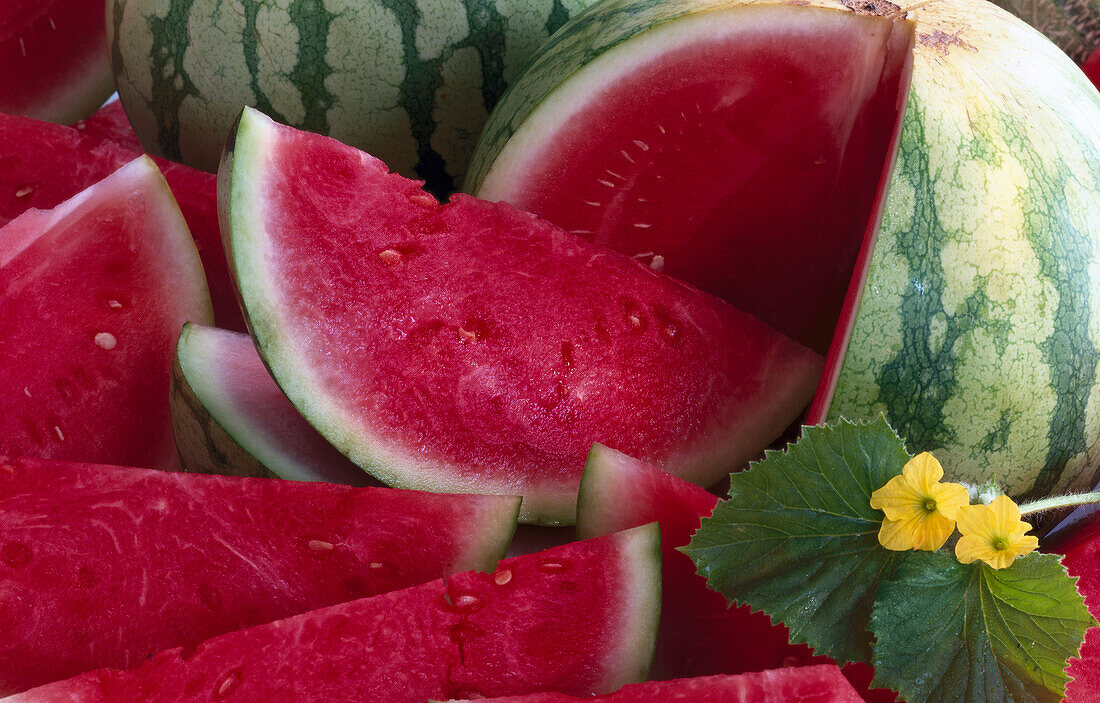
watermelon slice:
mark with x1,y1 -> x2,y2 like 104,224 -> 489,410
4,524 -> 659,702
0,454 -> 520,695
222,106 -> 823,525
440,664 -> 865,701
171,322 -> 372,484
576,444 -> 898,702
0,111 -> 244,331
1046,516 -> 1100,702
0,1 -> 114,124
71,99 -> 144,152
0,156 -> 211,469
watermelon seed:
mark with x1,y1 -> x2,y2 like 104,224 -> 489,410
14,184 -> 35,200
1,543 -> 32,568
458,327 -> 478,342
378,249 -> 403,265
107,300 -> 123,310
53,426 -> 64,442
650,255 -> 665,272
537,560 -> 568,573
493,569 -> 512,585
620,150 -> 635,164
22,387 -> 30,398
598,178 -> 616,188
308,539 -> 335,552
570,229 -> 593,235
629,315 -> 642,329
583,201 -> 601,207
94,332 -> 117,350
408,193 -> 437,208
214,669 -> 242,697
450,594 -> 484,613
606,169 -> 624,180
633,222 -> 652,230
632,139 -> 650,151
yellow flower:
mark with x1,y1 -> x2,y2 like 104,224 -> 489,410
869,452 -> 970,551
954,495 -> 1038,569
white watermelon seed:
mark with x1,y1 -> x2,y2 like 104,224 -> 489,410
378,249 -> 402,264
94,332 -> 117,350
633,140 -> 650,151
650,255 -> 665,272
22,387 -> 30,398
107,300 -> 123,310
54,426 -> 64,441
14,185 -> 35,199
308,539 -> 334,552
494,569 -> 512,585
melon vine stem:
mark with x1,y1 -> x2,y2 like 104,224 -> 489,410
1018,492 -> 1100,516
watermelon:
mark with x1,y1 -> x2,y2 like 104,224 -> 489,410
71,99 -> 144,152
0,454 -> 520,695
468,0 -> 1100,507
0,1 -> 114,124
3,524 -> 659,702
106,0 -> 597,194
576,443 -> 898,702
0,156 -> 210,469
0,110 -> 245,331
440,665 -> 865,702
1046,517 -> 1100,702
222,107 -> 823,525
171,322 -> 372,484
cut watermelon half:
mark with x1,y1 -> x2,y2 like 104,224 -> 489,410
0,111 -> 244,331
577,444 -> 898,702
0,156 -> 211,469
0,1 -> 114,123
5,524 -> 659,702
171,322 -> 373,484
1046,517 -> 1100,702
222,107 -> 823,525
0,455 -> 520,695
440,664 -> 864,701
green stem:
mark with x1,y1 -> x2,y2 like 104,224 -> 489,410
1018,492 -> 1100,517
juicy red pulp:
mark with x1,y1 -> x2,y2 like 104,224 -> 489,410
491,14 -> 913,356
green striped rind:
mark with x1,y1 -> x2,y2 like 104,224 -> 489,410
830,0 -> 1100,502
988,0 -> 1100,63
107,0 -> 594,194
600,522 -> 662,691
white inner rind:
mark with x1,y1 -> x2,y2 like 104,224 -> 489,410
599,523 -> 663,691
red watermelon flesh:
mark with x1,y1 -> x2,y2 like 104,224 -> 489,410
0,156 -> 211,469
1085,47 -> 1100,90
442,664 -> 864,701
3,524 -> 659,703
224,107 -> 823,525
71,99 -> 144,153
0,1 -> 114,124
1046,517 -> 1100,702
474,10 -> 911,354
0,454 -> 520,695
0,110 -> 244,331
576,444 -> 898,702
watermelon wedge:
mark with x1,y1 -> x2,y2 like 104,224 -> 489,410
0,455 -> 520,695
576,444 -> 898,702
71,99 -> 144,152
0,1 -> 114,124
440,664 -> 864,701
0,111 -> 244,331
222,107 -> 823,525
0,156 -> 211,469
468,0 -> 1100,509
171,322 -> 372,484
4,524 -> 659,702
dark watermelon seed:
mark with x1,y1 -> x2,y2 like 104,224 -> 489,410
1,542 -> 32,568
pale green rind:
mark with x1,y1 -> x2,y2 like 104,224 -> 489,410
453,495 -> 524,574
107,0 -> 597,193
225,107 -> 574,525
987,0 -> 1100,64
829,0 -> 1100,502
600,522 -> 662,692
576,443 -> 636,541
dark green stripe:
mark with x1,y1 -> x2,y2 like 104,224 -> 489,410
131,0 -> 200,162
287,0 -> 336,135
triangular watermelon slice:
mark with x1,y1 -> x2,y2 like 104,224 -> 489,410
0,455 -> 520,695
576,444 -> 898,702
170,322 -> 372,484
0,156 -> 211,469
0,111 -> 244,331
222,106 -> 823,525
3,524 -> 659,702
439,664 -> 864,701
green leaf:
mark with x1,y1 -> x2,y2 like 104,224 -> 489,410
871,552 -> 1097,703
682,415 -> 912,665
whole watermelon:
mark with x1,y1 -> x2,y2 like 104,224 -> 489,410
467,0 -> 1100,507
106,0 -> 594,194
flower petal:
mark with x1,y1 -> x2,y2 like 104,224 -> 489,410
955,534 -> 994,565
902,452 -> 944,495
930,481 -> 970,521
955,503 -> 996,541
988,494 -> 1022,532
878,517 -> 920,551
870,474 -> 923,521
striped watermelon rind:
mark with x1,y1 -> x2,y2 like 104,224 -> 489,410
106,0 -> 595,194
468,0 -> 1100,504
